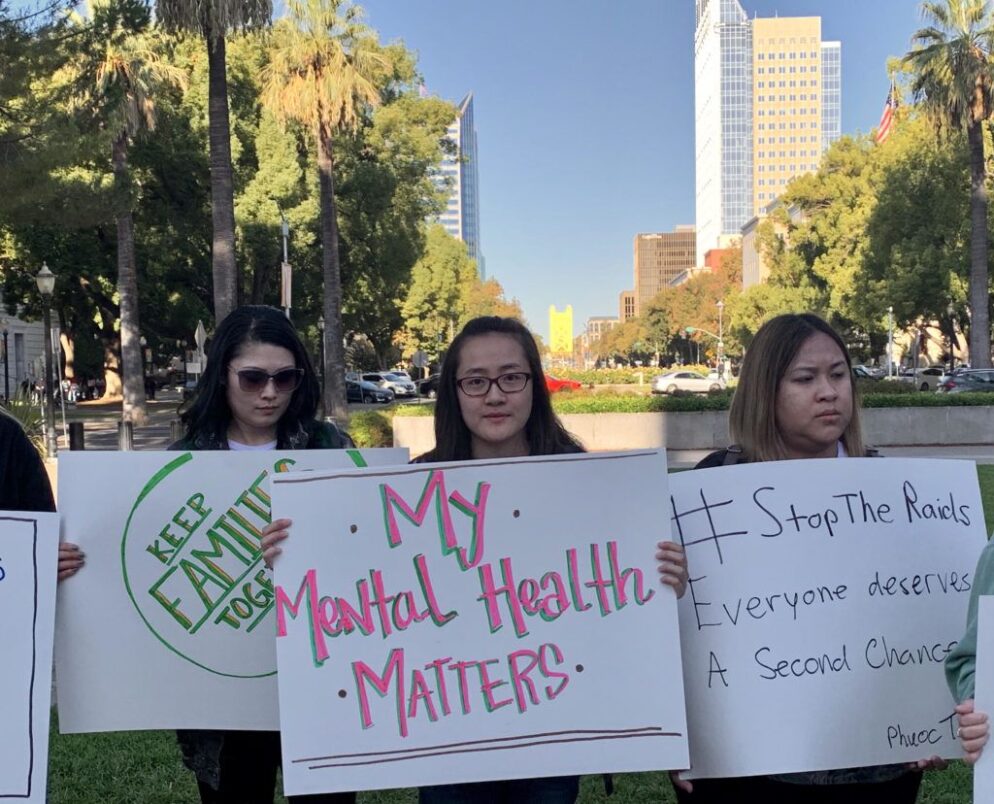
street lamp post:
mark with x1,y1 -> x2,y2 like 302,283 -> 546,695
1,317 -> 8,403
946,301 -> 956,370
280,215 -> 291,320
35,263 -> 57,457
317,315 -> 325,385
887,306 -> 894,378
716,300 -> 725,375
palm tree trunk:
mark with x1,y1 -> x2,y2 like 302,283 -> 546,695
207,31 -> 238,324
967,113 -> 991,368
316,124 -> 348,422
112,134 -> 148,424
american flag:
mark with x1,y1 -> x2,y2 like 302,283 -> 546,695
875,83 -> 897,144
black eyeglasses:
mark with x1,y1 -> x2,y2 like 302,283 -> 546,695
230,367 -> 304,393
456,372 -> 531,397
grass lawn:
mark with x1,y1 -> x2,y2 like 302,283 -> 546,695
48,467 -> 994,803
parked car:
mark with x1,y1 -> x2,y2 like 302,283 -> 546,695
346,379 -> 394,404
362,372 -> 417,397
417,374 -> 441,399
939,369 -> 994,394
546,375 -> 582,392
852,365 -> 882,380
651,371 -> 725,395
897,366 -> 945,391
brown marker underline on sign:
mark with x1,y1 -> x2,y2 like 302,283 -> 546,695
295,726 -> 671,763
303,729 -> 679,769
273,451 -> 661,485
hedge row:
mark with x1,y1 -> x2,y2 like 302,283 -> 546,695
549,366 -> 714,385
391,390 -> 994,417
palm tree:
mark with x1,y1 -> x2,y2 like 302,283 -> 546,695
156,0 -> 272,324
262,0 -> 388,421
906,0 -> 994,368
64,0 -> 186,422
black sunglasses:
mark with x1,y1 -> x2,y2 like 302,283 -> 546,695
231,367 -> 304,393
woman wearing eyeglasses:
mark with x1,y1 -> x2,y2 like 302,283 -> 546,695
173,305 -> 354,804
409,316 -> 688,804
260,316 -> 688,802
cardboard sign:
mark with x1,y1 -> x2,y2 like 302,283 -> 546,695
0,512 -> 59,804
271,450 -> 688,795
55,448 -> 408,733
673,458 -> 986,779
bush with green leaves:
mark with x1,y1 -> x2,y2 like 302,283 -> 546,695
2,391 -> 45,457
346,410 -> 397,448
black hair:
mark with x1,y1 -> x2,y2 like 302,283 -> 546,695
422,316 -> 583,461
730,312 -> 864,461
180,305 -> 320,444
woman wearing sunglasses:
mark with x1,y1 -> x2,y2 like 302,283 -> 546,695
173,305 -> 354,804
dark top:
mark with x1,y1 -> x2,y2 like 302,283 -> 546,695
695,444 -> 878,469
172,416 -> 351,791
413,441 -> 586,464
0,413 -> 55,512
169,419 -> 354,452
692,443 -> 905,787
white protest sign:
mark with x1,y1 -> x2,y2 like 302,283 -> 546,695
972,595 -> 994,803
672,458 -> 985,779
55,448 -> 408,733
271,450 -> 688,796
0,512 -> 59,804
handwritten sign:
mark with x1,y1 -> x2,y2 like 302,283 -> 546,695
271,450 -> 688,796
672,458 -> 986,779
54,448 -> 408,733
972,595 -> 994,803
0,512 -> 58,804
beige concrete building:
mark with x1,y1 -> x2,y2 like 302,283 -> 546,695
695,0 -> 840,263
633,226 -> 696,315
752,17 -> 832,215
619,290 -> 636,322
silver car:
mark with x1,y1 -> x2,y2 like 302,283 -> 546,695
362,372 -> 417,397
651,371 -> 726,395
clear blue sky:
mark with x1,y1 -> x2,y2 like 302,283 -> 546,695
361,0 -> 926,340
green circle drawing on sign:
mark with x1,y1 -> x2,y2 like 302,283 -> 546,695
121,452 -> 277,679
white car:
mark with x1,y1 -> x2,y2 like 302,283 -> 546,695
651,370 -> 726,395
897,366 -> 944,392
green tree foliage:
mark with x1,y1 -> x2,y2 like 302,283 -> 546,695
1,2 -> 455,402
156,0 -> 273,323
59,0 -> 186,421
262,0 -> 389,422
399,225 -> 476,355
905,0 -> 994,367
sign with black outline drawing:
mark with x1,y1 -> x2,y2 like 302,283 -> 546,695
0,512 -> 58,804
672,458 -> 985,779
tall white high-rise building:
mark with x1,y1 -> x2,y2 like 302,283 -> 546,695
694,0 -> 841,267
437,93 -> 484,277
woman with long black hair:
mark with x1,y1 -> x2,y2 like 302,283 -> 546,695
175,305 -> 353,804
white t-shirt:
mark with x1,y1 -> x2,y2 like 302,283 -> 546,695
228,438 -> 277,451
